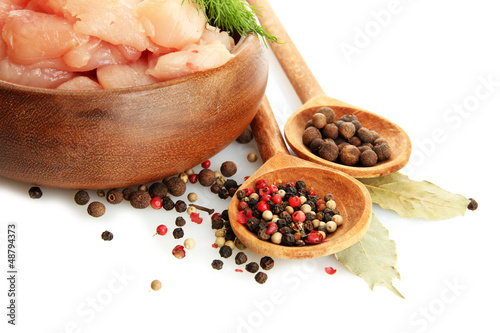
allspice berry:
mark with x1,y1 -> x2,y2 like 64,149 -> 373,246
164,177 -> 186,197
338,122 -> 356,139
357,127 -> 376,143
348,136 -> 362,147
373,142 -> 392,161
151,280 -> 162,291
309,138 -> 325,154
220,161 -> 237,177
339,145 -> 360,166
106,189 -> 123,204
339,114 -> 358,122
318,141 -> 339,162
247,153 -> 258,163
236,127 -> 253,144
122,188 -> 134,201
130,190 -> 151,209
316,106 -> 335,123
321,123 -> 338,139
302,126 -> 322,147
87,201 -> 105,217
373,137 -> 388,146
311,112 -> 327,129
360,149 -> 378,167
149,182 -> 168,199
74,190 -> 90,205
198,168 -> 215,187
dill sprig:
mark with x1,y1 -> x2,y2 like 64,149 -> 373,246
185,0 -> 277,43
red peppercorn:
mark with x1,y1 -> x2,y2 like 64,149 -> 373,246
265,222 -> 277,235
155,224 -> 168,236
286,182 -> 296,188
271,193 -> 282,204
292,210 -> 306,223
190,213 -> 203,224
237,210 -> 253,224
325,267 -> 337,275
189,174 -> 198,184
238,201 -> 249,211
172,245 -> 186,259
260,193 -> 271,202
258,187 -> 270,197
309,188 -> 317,196
211,212 -> 222,220
201,160 -> 211,169
306,231 -> 324,244
244,176 -> 250,181
255,179 -> 268,190
256,201 -> 269,213
269,185 -> 278,194
288,195 -> 301,208
150,197 -> 162,209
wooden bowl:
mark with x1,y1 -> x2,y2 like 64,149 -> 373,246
285,96 -> 412,178
228,153 -> 372,259
0,34 -> 268,189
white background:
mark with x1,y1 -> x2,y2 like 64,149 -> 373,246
1,0 -> 499,332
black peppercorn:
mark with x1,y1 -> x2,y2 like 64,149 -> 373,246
245,218 -> 260,233
149,182 -> 168,199
255,272 -> 268,284
175,200 -> 187,212
211,217 -> 224,230
235,252 -> 248,265
28,186 -> 42,199
218,188 -> 229,199
224,229 -> 236,242
173,228 -> 184,239
175,216 -> 186,227
221,210 -> 229,221
468,198 -> 478,211
211,259 -> 224,270
223,179 -> 238,190
74,190 -> 90,205
281,233 -> 296,246
210,183 -> 222,194
219,245 -> 232,258
130,190 -> 151,209
260,256 -> 274,270
106,189 -> 123,204
257,227 -> 271,241
162,196 -> 175,211
87,201 -> 105,217
236,190 -> 246,200
245,262 -> 259,273
101,230 -> 113,241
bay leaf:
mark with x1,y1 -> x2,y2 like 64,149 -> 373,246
359,172 -> 470,220
335,213 -> 404,298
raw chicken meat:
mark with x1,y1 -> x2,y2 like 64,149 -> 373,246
0,0 -> 236,89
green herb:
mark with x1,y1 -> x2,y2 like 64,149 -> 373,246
185,0 -> 278,43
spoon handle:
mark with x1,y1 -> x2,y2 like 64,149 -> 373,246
248,0 -> 325,104
251,95 -> 289,163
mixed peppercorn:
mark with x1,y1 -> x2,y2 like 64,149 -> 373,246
235,179 -> 343,246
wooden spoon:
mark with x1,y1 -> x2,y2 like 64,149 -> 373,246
248,0 -> 411,178
228,96 -> 372,259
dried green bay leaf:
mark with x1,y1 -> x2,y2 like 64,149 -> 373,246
335,213 -> 403,298
359,172 -> 470,220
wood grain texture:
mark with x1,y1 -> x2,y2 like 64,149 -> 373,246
0,34 -> 268,189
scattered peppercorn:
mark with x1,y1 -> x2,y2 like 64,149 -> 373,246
184,238 -> 195,250
162,196 -> 175,211
96,189 -> 105,197
219,245 -> 232,258
175,216 -> 186,227
172,245 -> 186,259
220,161 -> 237,177
174,200 -> 187,212
245,262 -> 259,273
235,252 -> 248,265
138,184 -> 148,192
198,168 -> 216,187
164,177 -> 187,197
173,228 -> 184,239
151,279 -> 162,291
122,188 -> 134,201
260,256 -> 274,270
187,192 -> 198,202
101,230 -> 113,241
130,190 -> 151,209
211,259 -> 224,270
106,189 -> 123,204
28,186 -> 42,199
74,190 -> 90,205
87,201 -> 105,217
236,127 -> 253,143
468,198 -> 478,211
149,182 -> 168,199
255,272 -> 268,284
247,153 -> 258,163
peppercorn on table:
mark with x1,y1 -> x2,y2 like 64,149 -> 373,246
0,1 -> 496,333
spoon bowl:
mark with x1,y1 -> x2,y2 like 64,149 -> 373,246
285,95 -> 412,178
228,97 -> 372,259
0,33 -> 268,189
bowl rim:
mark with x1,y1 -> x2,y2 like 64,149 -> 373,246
0,33 -> 258,95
